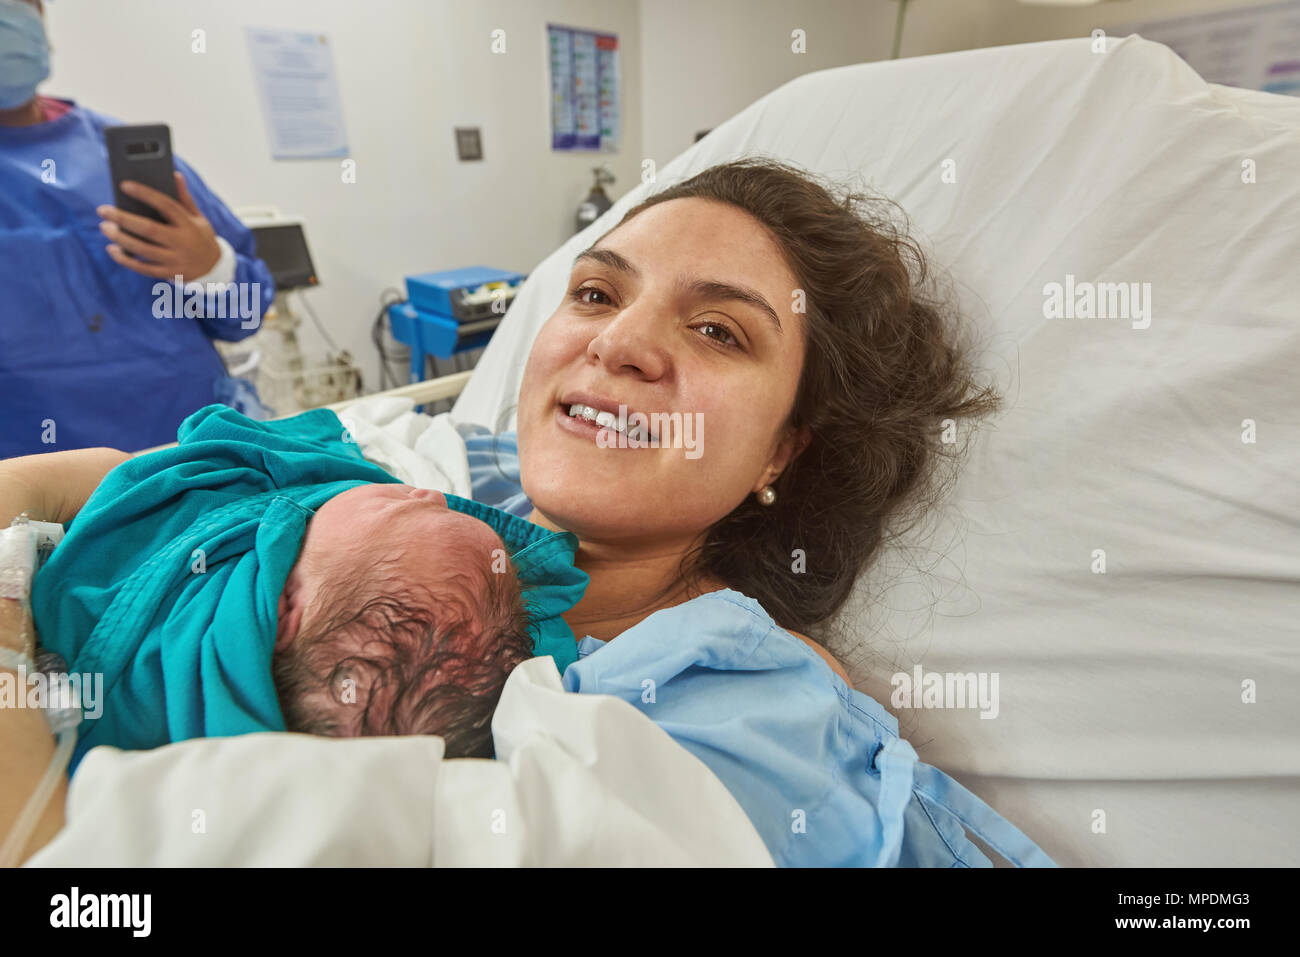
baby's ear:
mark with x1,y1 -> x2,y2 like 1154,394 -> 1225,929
275,591 -> 303,652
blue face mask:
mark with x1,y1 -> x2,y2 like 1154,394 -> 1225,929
0,0 -> 49,110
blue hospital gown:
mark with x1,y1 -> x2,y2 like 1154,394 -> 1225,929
461,426 -> 1057,868
0,99 -> 275,456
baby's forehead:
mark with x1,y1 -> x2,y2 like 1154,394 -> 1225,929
443,512 -> 509,555
386,516 -> 512,582
465,512 -> 509,545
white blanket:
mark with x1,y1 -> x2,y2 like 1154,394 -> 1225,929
336,396 -> 471,496
26,658 -> 772,867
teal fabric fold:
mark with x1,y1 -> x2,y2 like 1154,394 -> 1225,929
30,403 -> 586,773
440,494 -> 588,673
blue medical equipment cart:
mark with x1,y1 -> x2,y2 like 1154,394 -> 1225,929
387,266 -> 525,383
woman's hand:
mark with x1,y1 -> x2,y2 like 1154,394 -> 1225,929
96,172 -> 221,282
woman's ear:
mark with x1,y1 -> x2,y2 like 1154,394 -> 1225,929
790,424 -> 811,462
759,424 -> 812,489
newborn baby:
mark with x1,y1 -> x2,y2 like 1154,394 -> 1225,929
28,404 -> 585,774
270,483 -> 533,757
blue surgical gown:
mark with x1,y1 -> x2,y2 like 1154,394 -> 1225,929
0,100 -> 275,457
461,426 -> 1057,868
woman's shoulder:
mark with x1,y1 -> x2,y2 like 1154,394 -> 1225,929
784,628 -> 854,687
679,586 -> 854,688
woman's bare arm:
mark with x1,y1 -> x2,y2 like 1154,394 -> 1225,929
0,446 -> 132,526
0,599 -> 67,864
0,447 -> 129,864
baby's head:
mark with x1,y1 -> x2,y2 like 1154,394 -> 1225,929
271,484 -> 533,758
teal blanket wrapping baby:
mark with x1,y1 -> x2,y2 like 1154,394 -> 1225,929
30,404 -> 588,774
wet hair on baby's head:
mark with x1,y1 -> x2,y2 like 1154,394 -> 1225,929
270,551 -> 533,758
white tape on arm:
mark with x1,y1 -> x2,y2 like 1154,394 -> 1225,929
0,522 -> 36,602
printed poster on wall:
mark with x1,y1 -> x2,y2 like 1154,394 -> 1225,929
246,27 -> 351,159
1111,0 -> 1300,96
548,24 -> 620,151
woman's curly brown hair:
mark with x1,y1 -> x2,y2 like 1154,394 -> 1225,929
618,156 -> 1000,636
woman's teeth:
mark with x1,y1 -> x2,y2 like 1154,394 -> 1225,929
567,403 -> 650,441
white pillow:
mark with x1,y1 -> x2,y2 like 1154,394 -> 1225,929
454,36 -> 1300,866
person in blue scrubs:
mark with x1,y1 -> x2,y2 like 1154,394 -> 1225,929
0,0 -> 274,457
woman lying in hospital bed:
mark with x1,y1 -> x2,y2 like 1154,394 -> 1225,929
2,158 -> 1054,867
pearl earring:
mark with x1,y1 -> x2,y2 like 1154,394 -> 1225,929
756,485 -> 776,506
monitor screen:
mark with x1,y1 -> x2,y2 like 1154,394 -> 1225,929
251,223 -> 319,292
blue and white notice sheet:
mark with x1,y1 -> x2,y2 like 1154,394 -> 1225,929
246,27 -> 350,159
548,24 -> 620,152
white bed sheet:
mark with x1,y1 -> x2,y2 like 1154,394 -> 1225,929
336,398 -> 471,495
27,658 -> 773,867
452,36 -> 1300,866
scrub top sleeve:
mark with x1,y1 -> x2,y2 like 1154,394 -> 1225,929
206,248 -> 274,343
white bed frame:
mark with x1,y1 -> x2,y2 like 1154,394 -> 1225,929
321,369 -> 473,413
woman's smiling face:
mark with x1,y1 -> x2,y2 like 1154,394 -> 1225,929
517,197 -> 808,546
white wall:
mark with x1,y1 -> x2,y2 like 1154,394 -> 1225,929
899,0 -> 1285,54
44,0 -> 643,386
44,0 -> 1282,393
638,0 -> 1285,166
637,0 -> 883,167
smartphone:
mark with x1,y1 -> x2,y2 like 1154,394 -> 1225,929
103,123 -> 179,224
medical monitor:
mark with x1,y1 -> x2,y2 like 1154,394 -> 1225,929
251,221 -> 319,292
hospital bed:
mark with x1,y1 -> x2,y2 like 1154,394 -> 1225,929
33,35 -> 1300,866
